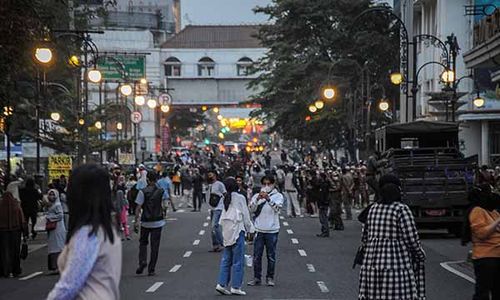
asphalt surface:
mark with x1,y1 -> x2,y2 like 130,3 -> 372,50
0,193 -> 476,300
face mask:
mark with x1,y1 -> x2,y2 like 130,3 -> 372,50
261,185 -> 273,193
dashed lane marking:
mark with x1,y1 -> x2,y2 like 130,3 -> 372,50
193,239 -> 200,246
317,281 -> 329,293
206,216 -> 211,220
169,265 -> 182,273
199,230 -> 205,235
283,222 -> 289,226
287,229 -> 294,234
177,209 -> 186,213
165,218 -> 178,221
19,271 -> 43,281
203,222 -> 209,227
298,249 -> 307,256
291,238 -> 299,244
279,216 -> 284,220
307,264 -> 316,272
183,251 -> 192,258
146,282 -> 164,293
440,261 -> 475,284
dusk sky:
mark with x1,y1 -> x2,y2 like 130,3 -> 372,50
181,0 -> 272,27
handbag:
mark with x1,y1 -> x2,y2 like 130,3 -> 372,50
20,240 -> 28,260
45,220 -> 57,231
209,193 -> 222,207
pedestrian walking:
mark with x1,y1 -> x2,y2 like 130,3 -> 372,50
207,170 -> 226,252
358,174 -> 425,300
47,164 -> 121,300
172,170 -> 182,196
113,176 -> 130,240
284,166 -> 301,217
366,151 -> 383,201
182,168 -> 193,206
19,177 -> 42,240
0,191 -> 28,278
192,168 -> 204,211
316,173 -> 331,237
327,170 -> 344,230
134,171 -> 166,276
45,189 -> 66,274
340,168 -> 354,220
136,164 -> 148,190
463,184 -> 500,300
248,175 -> 284,287
158,172 -> 175,213
215,177 -> 255,296
126,175 -> 138,215
280,150 -> 287,164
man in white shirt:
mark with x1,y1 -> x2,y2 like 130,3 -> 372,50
248,175 -> 284,287
207,170 -> 226,252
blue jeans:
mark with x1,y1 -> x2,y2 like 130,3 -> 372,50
253,232 -> 279,281
217,231 -> 245,289
210,209 -> 223,247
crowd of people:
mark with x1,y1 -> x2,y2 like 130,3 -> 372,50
0,145 -> 498,299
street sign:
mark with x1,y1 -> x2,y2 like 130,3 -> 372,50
97,55 -> 146,80
158,93 -> 173,105
131,111 -> 142,124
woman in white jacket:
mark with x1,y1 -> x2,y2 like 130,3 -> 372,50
216,177 -> 255,296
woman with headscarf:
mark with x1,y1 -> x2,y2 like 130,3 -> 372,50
45,189 -> 66,274
0,191 -> 28,277
215,177 -> 255,296
358,174 -> 426,300
463,184 -> 500,299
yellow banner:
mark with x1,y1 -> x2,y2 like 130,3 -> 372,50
48,155 -> 72,182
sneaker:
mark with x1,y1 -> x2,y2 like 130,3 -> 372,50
216,284 -> 231,295
135,264 -> 146,275
247,279 -> 261,286
230,288 -> 247,295
266,278 -> 275,286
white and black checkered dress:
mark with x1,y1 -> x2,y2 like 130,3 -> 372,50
358,202 -> 426,300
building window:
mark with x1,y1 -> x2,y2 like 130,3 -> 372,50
164,57 -> 181,77
237,57 -> 254,76
198,57 -> 215,76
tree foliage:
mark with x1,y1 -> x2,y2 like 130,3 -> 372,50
250,0 -> 400,156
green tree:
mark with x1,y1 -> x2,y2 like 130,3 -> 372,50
250,0 -> 399,159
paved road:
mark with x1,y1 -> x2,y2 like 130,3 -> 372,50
0,195 -> 476,299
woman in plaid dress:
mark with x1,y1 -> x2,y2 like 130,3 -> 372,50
358,174 -> 426,300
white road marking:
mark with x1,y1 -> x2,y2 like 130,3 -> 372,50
19,271 -> 43,281
291,238 -> 299,244
193,239 -> 200,246
203,222 -> 209,227
183,251 -> 192,258
279,216 -> 284,220
165,218 -> 178,221
206,216 -> 211,220
28,243 -> 47,253
169,264 -> 182,273
283,222 -> 289,226
199,230 -> 205,235
440,261 -> 475,284
317,281 -> 329,293
177,209 -> 186,213
306,264 -> 316,272
298,249 -> 307,256
146,282 -> 164,293
286,229 -> 294,234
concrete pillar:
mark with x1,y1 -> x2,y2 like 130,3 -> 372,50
481,120 -> 489,166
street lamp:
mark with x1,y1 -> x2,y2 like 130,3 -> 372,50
441,69 -> 455,84
213,107 -> 219,113
378,100 -> 390,111
120,84 -> 133,96
68,55 -> 80,67
95,121 -> 102,129
322,87 -> 335,100
202,105 -> 208,111
160,104 -> 170,113
314,100 -> 324,109
34,47 -> 53,64
87,68 -> 102,83
116,122 -> 123,130
50,112 -> 61,122
473,92 -> 485,108
308,104 -> 317,113
147,98 -> 157,109
134,95 -> 145,106
78,118 -> 85,126
218,132 -> 225,139
140,78 -> 148,84
390,72 -> 403,85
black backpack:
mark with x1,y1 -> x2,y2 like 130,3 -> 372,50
141,185 -> 164,222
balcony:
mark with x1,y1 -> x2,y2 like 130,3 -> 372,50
463,8 -> 500,69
